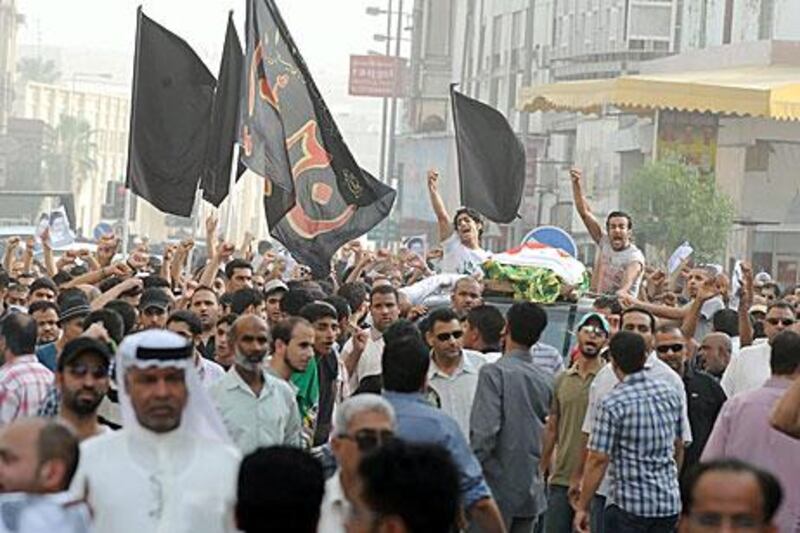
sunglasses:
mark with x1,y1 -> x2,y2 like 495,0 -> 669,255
66,363 -> 110,379
656,344 -> 685,354
766,318 -> 795,326
436,331 -> 463,342
341,429 -> 394,452
579,325 -> 607,337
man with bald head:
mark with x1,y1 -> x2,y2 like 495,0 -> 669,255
699,333 -> 732,379
0,418 -> 79,494
451,277 -> 483,319
210,315 -> 302,453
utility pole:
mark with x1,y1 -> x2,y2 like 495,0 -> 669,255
378,0 -> 392,182
385,0 -> 403,189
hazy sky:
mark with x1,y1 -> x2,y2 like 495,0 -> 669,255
16,0 -> 395,107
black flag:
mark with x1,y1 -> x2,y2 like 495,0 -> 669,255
451,86 -> 525,224
126,8 -> 216,216
202,13 -> 244,207
240,0 -> 396,276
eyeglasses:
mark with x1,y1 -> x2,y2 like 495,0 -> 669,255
688,512 -> 762,530
436,331 -> 463,342
579,325 -> 607,337
66,363 -> 109,379
656,344 -> 685,354
766,318 -> 795,326
340,429 -> 394,452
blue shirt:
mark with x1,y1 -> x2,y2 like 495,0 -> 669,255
589,371 -> 683,518
383,390 -> 491,508
36,343 -> 58,372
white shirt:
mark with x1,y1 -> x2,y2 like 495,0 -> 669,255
582,352 -> 692,497
399,273 -> 463,305
70,427 -> 240,533
198,357 -> 226,388
720,339 -> 770,398
318,470 -> 349,533
439,233 -> 491,275
427,349 -> 485,438
340,328 -> 384,394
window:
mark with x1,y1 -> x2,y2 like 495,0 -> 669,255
759,0 -> 774,40
491,15 -> 503,69
745,141 -> 770,172
511,11 -> 523,48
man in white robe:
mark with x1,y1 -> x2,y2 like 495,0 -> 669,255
70,330 -> 241,533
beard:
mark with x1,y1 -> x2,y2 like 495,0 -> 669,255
63,387 -> 105,416
580,345 -> 601,358
235,348 -> 266,373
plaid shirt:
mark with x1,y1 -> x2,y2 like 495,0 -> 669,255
0,355 -> 54,424
589,371 -> 683,518
37,385 -> 61,417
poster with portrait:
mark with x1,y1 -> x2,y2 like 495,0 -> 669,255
656,111 -> 718,177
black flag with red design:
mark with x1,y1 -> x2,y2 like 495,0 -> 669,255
240,0 -> 395,276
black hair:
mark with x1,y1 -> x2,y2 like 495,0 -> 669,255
230,288 -> 265,315
358,440 -> 460,533
593,294 -> 623,315
298,302 -> 338,324
219,292 -> 234,310
606,210 -> 633,230
370,284 -> 398,305
104,300 -> 137,336
0,312 -> 37,355
97,276 -> 122,294
609,331 -> 647,375
466,305 -> 505,346
52,270 -> 74,287
143,276 -> 170,290
323,295 -> 351,322
770,330 -> 800,376
236,446 -> 324,533
315,279 -> 334,297
426,307 -> 460,330
767,301 -> 795,315
337,282 -> 369,314
506,302 -> 547,347
82,309 -> 125,345
38,422 -> 80,491
621,307 -> 657,334
681,459 -> 783,523
382,326 -> 429,393
28,300 -> 60,316
280,289 -> 315,317
225,259 -> 253,280
29,277 -> 57,296
270,317 -> 311,352
0,270 -> 9,289
167,310 -> 203,337
217,313 -> 238,328
190,285 -> 219,303
712,308 -> 739,337
655,323 -> 684,337
453,207 -> 484,238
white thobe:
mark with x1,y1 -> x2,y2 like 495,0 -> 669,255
70,426 -> 241,533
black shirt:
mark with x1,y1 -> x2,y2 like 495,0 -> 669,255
682,364 -> 727,477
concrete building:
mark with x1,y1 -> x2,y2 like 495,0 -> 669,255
0,0 -> 21,194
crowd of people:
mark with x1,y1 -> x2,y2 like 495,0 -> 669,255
0,168 -> 797,532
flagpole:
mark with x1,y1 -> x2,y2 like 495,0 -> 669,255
123,5 -> 142,259
121,188 -> 131,256
224,144 -> 239,240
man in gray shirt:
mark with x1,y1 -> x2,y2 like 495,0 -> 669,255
470,302 -> 555,532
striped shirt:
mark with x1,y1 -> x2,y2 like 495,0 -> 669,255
0,355 -> 54,424
589,371 -> 683,518
530,342 -> 565,376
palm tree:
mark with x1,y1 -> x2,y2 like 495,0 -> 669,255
45,115 -> 97,193
16,57 -> 61,84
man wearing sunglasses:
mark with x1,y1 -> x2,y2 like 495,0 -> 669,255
425,307 -> 485,438
722,301 -> 795,398
654,325 -> 726,482
319,394 -> 396,533
56,337 -> 113,441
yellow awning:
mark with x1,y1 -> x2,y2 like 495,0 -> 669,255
518,66 -> 800,121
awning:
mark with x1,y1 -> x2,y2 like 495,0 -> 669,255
518,66 -> 800,121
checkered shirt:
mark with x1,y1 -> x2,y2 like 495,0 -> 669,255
36,385 -> 61,417
0,355 -> 54,424
589,371 -> 684,518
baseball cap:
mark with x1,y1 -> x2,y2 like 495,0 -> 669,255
139,288 -> 171,312
576,312 -> 611,335
58,336 -> 113,371
749,303 -> 768,315
263,279 -> 289,296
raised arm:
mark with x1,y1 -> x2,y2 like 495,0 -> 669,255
3,237 -> 19,273
427,170 -> 453,243
570,168 -> 603,244
682,281 -> 719,339
738,262 -> 754,348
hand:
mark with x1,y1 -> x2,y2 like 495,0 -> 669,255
351,328 -> 369,355
573,510 -> 590,533
426,169 -> 439,193
76,249 -> 92,259
406,305 -> 428,322
127,251 -> 149,271
697,279 -> 719,302
40,227 -> 51,249
109,262 -> 132,278
116,277 -> 143,293
217,242 -> 235,261
570,168 -> 583,185
567,478 -> 581,509
537,461 -> 549,482
7,236 -> 20,249
179,239 -> 195,254
82,323 -> 110,343
243,231 -> 254,244
205,214 -> 218,236
617,292 -> 637,308
163,244 -> 177,263
427,248 -> 443,261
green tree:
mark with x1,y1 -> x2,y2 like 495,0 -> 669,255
16,57 -> 61,84
45,115 -> 97,192
621,158 -> 734,263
